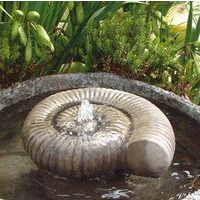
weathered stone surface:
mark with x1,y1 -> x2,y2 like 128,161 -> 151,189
0,73 -> 199,123
22,88 -> 175,178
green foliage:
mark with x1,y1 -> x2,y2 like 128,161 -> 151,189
0,1 -> 199,105
170,2 -> 200,104
0,23 -> 20,64
52,1 -> 126,73
0,2 -> 68,33
51,33 -> 69,58
68,62 -> 89,73
9,42 -> 20,64
0,22 -> 53,85
0,24 -> 10,60
0,1 -> 126,85
78,2 -> 200,105
0,5 -> 54,85
80,11 -> 177,85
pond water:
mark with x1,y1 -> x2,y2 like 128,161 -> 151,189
0,93 -> 200,200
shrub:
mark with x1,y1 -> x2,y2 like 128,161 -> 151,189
80,10 -> 178,87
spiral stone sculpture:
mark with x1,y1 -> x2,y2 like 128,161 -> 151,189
22,88 -> 175,178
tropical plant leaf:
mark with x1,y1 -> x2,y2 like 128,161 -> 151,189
192,16 -> 200,42
184,1 -> 193,43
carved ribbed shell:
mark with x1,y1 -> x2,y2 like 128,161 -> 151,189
22,88 -> 175,178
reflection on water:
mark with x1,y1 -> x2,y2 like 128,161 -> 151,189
0,94 -> 200,200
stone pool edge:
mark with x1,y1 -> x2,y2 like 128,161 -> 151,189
0,73 -> 199,123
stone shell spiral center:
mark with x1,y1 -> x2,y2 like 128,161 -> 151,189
55,104 -> 131,137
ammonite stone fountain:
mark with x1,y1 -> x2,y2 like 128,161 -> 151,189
22,87 -> 175,179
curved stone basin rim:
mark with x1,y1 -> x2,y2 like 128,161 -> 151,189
0,73 -> 199,124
